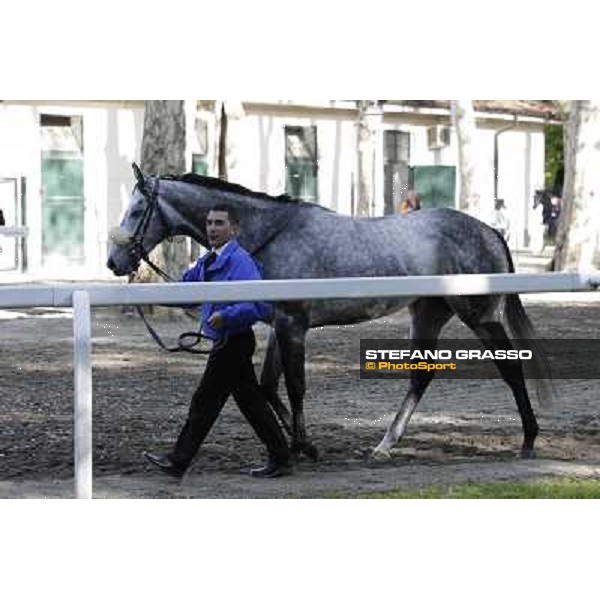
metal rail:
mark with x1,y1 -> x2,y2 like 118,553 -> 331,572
1,271 -> 599,498
2,272 -> 600,309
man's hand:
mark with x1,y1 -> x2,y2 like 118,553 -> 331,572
208,312 -> 225,329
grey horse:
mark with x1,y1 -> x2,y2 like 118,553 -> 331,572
107,166 -> 552,461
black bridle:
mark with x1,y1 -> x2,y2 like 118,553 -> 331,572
129,177 -> 173,282
129,176 -> 225,354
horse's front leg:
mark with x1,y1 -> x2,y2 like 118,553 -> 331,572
373,298 -> 453,460
259,328 -> 292,435
372,377 -> 430,460
274,306 -> 318,461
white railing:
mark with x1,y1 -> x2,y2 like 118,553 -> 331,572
0,226 -> 28,237
1,271 -> 600,499
0,226 -> 28,273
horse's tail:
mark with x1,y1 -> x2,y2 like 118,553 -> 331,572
492,228 -> 555,408
505,293 -> 555,408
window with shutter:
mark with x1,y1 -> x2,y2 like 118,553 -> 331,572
383,130 -> 410,214
284,126 -> 319,201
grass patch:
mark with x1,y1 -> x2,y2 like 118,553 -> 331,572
336,477 -> 600,499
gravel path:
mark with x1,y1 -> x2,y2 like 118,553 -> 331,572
1,294 -> 599,498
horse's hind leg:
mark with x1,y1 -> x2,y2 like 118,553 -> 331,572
468,320 -> 539,458
373,298 -> 454,459
274,308 -> 319,461
259,329 -> 292,435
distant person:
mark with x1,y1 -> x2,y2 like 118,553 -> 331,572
547,195 -> 561,240
552,166 -> 564,199
491,198 -> 510,241
0,209 -> 5,226
397,190 -> 422,215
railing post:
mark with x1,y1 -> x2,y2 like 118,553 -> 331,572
73,291 -> 93,499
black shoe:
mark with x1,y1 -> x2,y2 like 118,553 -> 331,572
143,451 -> 186,477
248,460 -> 293,479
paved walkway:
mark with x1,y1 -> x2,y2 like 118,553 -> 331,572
513,246 -> 556,273
2,459 -> 599,499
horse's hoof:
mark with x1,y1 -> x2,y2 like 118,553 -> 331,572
519,448 -> 536,459
291,441 -> 319,462
303,443 -> 319,462
371,446 -> 392,461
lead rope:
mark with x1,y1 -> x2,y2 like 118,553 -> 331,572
134,304 -> 222,354
132,256 -> 227,355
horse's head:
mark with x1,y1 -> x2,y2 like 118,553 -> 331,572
533,189 -> 544,209
107,164 -> 170,276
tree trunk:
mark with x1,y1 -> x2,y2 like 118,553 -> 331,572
356,100 -> 382,217
451,100 -> 482,216
553,100 -> 600,271
216,101 -> 245,182
217,101 -> 228,179
132,101 -> 189,315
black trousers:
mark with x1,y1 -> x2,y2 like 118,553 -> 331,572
169,330 -> 290,469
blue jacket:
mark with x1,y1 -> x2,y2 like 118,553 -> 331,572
182,238 -> 272,340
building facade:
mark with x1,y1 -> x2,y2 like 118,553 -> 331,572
0,100 -> 558,282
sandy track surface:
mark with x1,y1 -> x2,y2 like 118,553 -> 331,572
1,295 -> 599,498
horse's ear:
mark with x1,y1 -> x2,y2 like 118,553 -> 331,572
132,163 -> 145,185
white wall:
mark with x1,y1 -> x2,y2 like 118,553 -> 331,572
495,128 -> 545,249
237,108 -> 359,215
0,101 -> 549,282
0,101 -> 143,281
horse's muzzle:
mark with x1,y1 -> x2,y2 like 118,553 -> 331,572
106,256 -> 122,275
106,256 -> 136,276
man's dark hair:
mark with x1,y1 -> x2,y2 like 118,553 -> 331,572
209,203 -> 240,225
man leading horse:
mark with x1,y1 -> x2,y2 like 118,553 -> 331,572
143,203 -> 292,479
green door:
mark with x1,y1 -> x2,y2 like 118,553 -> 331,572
40,114 -> 85,266
42,154 -> 84,264
410,166 -> 456,209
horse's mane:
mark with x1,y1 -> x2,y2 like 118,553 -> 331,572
164,172 -> 302,205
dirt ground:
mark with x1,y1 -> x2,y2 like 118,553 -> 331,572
1,293 -> 600,498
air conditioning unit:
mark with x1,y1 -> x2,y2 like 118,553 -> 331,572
427,125 -> 451,149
